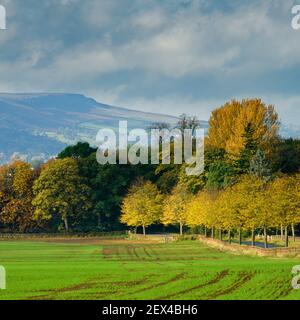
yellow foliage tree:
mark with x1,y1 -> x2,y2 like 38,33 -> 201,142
120,180 -> 162,235
162,184 -> 192,235
206,99 -> 279,158
0,161 -> 37,232
269,175 -> 300,246
187,190 -> 217,237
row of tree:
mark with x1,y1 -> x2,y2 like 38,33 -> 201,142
121,174 -> 300,248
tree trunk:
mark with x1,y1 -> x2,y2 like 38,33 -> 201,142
280,224 -> 284,241
292,224 -> 295,242
251,229 -> 256,247
264,227 -> 268,249
211,227 -> 214,239
228,230 -> 231,244
219,229 -> 222,241
285,226 -> 289,247
64,216 -> 69,233
204,226 -> 207,238
179,222 -> 183,236
142,225 -> 146,236
238,228 -> 242,245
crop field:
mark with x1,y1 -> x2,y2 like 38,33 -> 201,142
0,238 -> 299,300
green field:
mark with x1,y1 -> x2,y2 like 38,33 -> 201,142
0,238 -> 299,300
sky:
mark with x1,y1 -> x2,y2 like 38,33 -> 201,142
0,0 -> 300,125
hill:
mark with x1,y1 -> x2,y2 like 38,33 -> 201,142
0,93 -> 180,163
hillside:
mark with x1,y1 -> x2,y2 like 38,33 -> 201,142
0,93 -> 180,163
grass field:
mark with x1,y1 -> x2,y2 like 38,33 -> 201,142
0,238 -> 299,300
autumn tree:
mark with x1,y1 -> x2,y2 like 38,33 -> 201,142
220,175 -> 273,248
32,158 -> 92,232
215,185 -> 247,244
228,176 -> 266,246
269,175 -> 300,247
162,184 -> 192,235
187,190 -> 216,237
120,179 -> 162,235
0,161 -> 37,232
206,99 -> 279,159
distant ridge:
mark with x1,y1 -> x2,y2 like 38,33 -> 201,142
0,93 -> 180,163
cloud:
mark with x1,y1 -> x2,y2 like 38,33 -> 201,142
0,0 -> 300,125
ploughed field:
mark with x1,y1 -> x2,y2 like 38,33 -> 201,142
0,239 -> 299,300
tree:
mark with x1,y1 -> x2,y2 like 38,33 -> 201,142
58,142 -> 96,159
162,184 -> 192,235
32,158 -> 92,232
228,175 -> 266,246
216,185 -> 247,245
274,138 -> 300,174
187,190 -> 216,237
236,123 -> 258,173
176,114 -> 200,136
205,162 -> 235,191
253,182 -> 274,248
0,161 -> 38,232
249,149 -> 271,179
269,175 -> 300,247
206,99 -> 279,158
120,179 -> 162,235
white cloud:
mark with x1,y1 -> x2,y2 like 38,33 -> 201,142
28,0 -> 300,79
132,9 -> 167,30
0,0 -> 300,127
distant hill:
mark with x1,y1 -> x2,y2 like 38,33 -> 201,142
0,93 -> 297,164
0,93 -> 182,163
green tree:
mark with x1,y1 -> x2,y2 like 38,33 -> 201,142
236,123 -> 258,173
32,158 -> 92,232
205,162 -> 235,191
58,142 -> 96,159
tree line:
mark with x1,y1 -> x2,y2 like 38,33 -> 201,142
121,174 -> 300,247
1,98 -> 300,243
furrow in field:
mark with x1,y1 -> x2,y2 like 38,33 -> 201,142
205,271 -> 256,300
158,269 -> 229,299
127,272 -> 187,296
